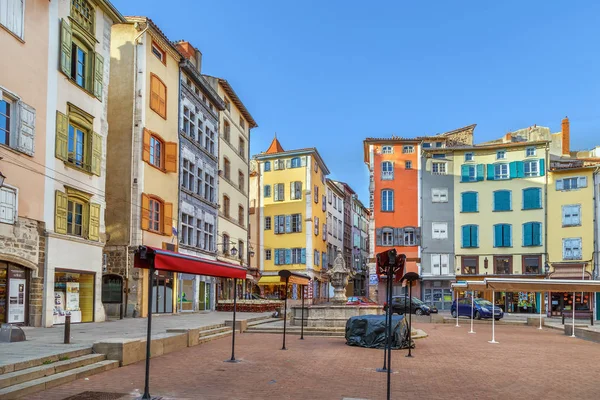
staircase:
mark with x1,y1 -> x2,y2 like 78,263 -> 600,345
197,324 -> 233,344
0,348 -> 118,399
246,319 -> 346,337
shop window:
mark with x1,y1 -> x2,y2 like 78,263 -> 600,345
55,188 -> 100,240
150,74 -> 167,118
461,257 -> 478,275
494,256 -> 512,274
522,256 -> 541,275
141,193 -> 172,236
54,270 -> 95,324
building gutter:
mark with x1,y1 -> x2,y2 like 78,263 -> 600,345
593,167 -> 600,279
544,144 -> 549,270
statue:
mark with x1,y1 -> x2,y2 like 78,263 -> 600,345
327,250 -> 355,304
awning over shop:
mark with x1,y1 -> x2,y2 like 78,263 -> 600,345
278,270 -> 311,285
484,278 -> 600,292
258,276 -> 285,285
451,281 -> 488,290
134,246 -> 246,279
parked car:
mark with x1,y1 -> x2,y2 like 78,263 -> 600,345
450,298 -> 504,320
383,296 -> 432,316
423,302 -> 439,314
346,296 -> 378,306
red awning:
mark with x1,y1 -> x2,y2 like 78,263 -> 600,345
134,247 -> 247,279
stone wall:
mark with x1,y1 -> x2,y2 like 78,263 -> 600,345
103,245 -> 138,317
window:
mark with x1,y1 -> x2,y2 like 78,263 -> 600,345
238,171 -> 244,192
496,150 -> 506,160
291,248 -> 302,264
182,160 -> 195,191
381,228 -> 393,246
239,137 -> 245,159
462,257 -> 478,275
435,142 -> 443,148
556,176 -> 587,191
181,213 -> 194,246
151,42 -> 166,64
274,215 -> 285,234
526,147 -> 536,157
562,205 -> 581,226
183,107 -> 196,139
195,219 -> 203,249
523,222 -> 542,246
314,250 -> 320,266
460,164 -> 483,182
204,126 -> 215,155
422,142 -> 431,148
382,145 -> 393,154
431,254 -> 450,276
328,189 -> 332,204
223,234 -> 230,254
461,225 -> 478,248
432,162 -> 446,175
381,189 -> 394,211
274,183 -> 285,201
494,256 -> 512,274
522,188 -> 542,210
493,224 -> 512,247
291,214 -> 302,233
148,134 -> 163,169
223,195 -> 230,218
204,173 -> 215,202
265,249 -> 272,260
314,217 -> 319,236
71,0 -> 94,34
563,238 -> 582,260
239,116 -> 245,130
314,186 -> 319,203
332,217 -> 338,238
0,0 -> 24,38
464,152 -> 474,162
432,223 -> 448,239
290,181 -> 302,200
223,158 -> 231,180
274,159 -> 285,170
405,161 -> 412,169
224,98 -> 230,111
493,163 -> 509,180
524,160 -> 539,177
264,185 -> 271,198
204,222 -> 214,251
264,161 -> 271,172
493,190 -> 511,211
68,123 -> 87,168
148,198 -> 161,233
462,192 -> 479,212
150,74 -> 167,118
0,95 -> 11,146
223,121 -> 230,142
0,186 -> 17,224
402,145 -> 414,153
322,195 -> 326,211
67,200 -> 85,237
404,228 -> 416,246
431,188 -> 448,203
291,157 -> 301,168
238,206 -> 244,226
322,223 -> 327,241
196,118 -> 203,145
238,240 -> 245,259
265,216 -> 272,230
71,40 -> 90,89
381,161 -> 394,180
523,256 -> 541,274
196,167 -> 203,196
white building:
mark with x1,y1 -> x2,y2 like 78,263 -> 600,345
326,179 -> 344,297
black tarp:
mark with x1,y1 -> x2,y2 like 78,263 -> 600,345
345,314 -> 413,349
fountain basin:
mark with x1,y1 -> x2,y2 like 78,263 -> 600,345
291,304 -> 384,328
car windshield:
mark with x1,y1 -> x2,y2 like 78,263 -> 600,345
474,299 -> 493,307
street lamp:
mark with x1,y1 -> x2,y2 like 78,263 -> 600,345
544,262 -> 550,277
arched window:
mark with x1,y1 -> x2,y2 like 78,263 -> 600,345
381,161 -> 393,180
381,189 -> 394,211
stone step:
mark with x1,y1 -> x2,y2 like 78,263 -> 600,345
247,318 -> 279,327
0,360 -> 119,400
198,326 -> 232,338
0,353 -> 106,390
0,347 -> 93,375
245,329 -> 344,337
198,330 -> 233,345
196,323 -> 228,332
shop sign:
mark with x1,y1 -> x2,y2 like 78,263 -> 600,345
8,267 -> 25,279
369,274 -> 379,285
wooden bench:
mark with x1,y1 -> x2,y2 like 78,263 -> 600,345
561,309 -> 594,326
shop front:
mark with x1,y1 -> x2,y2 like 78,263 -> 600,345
176,274 -> 215,312
0,263 -> 30,324
494,291 -> 539,314
422,279 -> 453,311
53,269 -> 95,324
549,263 -> 592,317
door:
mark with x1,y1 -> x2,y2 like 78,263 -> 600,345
152,272 -> 174,314
198,281 -> 206,311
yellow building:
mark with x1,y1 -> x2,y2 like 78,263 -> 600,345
105,17 -> 181,317
547,163 -> 595,316
452,141 -> 549,313
254,138 -> 330,302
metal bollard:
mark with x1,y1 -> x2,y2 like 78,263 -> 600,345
64,314 -> 71,344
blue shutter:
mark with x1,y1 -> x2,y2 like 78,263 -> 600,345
476,164 -> 484,181
516,161 -> 525,178
539,159 -> 545,176
487,164 -> 495,180
322,252 -> 327,267
509,162 -> 518,179
274,249 -> 279,265
532,222 -> 541,246
461,165 -> 469,182
504,225 -> 512,247
471,226 -> 478,248
494,225 -> 502,247
274,217 -> 279,234
264,185 -> 270,197
462,226 -> 470,247
535,189 -> 541,208
285,249 -> 291,265
523,223 -> 533,246
285,215 -> 291,233
494,191 -> 510,211
301,248 -> 306,264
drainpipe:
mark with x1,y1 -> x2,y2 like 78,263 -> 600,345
593,167 -> 600,280
544,144 -> 549,316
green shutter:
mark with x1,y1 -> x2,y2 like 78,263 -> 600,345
471,225 -> 478,247
94,53 -> 104,101
55,190 -> 68,234
88,203 -> 100,241
487,164 -> 495,180
509,162 -> 518,179
523,223 -> 532,246
533,222 -> 541,246
516,161 -> 525,178
494,225 -> 502,247
461,165 -> 469,182
91,132 -> 102,176
462,226 -> 470,247
55,111 -> 68,161
476,164 -> 484,181
539,158 -> 545,176
60,18 -> 72,77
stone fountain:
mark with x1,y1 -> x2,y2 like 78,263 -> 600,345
328,250 -> 355,304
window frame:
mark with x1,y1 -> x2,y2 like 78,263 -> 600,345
402,145 -> 414,154
151,41 -> 166,65
493,255 -> 512,275
382,227 -> 394,246
381,189 -> 394,212
496,150 -> 507,160
182,159 -> 195,192
180,213 -> 194,246
148,196 -> 163,234
526,147 -> 536,157
431,161 -> 447,175
461,256 -> 478,275
149,134 -> 164,170
494,163 -> 509,180
523,160 -> 539,177
464,152 -> 474,162
405,161 -> 413,170
223,195 -> 230,218
381,161 -> 394,180
382,145 -> 394,154
265,216 -> 272,230
562,204 -> 582,227
522,255 -> 542,275
0,185 -> 18,224
264,161 -> 271,172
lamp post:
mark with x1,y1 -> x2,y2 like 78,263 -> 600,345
215,243 -> 239,364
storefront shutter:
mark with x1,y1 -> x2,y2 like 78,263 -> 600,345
60,18 -> 72,77
165,142 -> 178,173
142,129 -> 151,162
460,165 -> 469,182
141,193 -> 150,230
88,203 -> 101,241
55,111 -> 68,161
94,53 -> 104,101
476,164 -> 484,181
55,191 -> 68,234
91,132 -> 102,176
16,101 -> 35,156
487,164 -> 495,180
163,202 -> 173,236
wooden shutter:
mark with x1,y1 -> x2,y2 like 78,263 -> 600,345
415,227 -> 422,246
285,249 -> 291,265
91,132 -> 102,176
16,101 -> 35,156
159,80 -> 166,117
441,254 -> 449,275
460,165 -> 469,182
487,164 -> 495,180
141,193 -> 150,230
523,223 -> 532,246
375,228 -> 382,246
88,203 -> 101,241
301,248 -> 306,264
55,111 -> 68,161
533,223 -> 541,246
55,190 -> 68,234
476,164 -> 484,181
163,202 -> 173,236
461,225 -> 470,248
394,228 -> 404,246
578,176 -> 588,188
494,225 -> 502,247
516,161 -> 525,178
286,159 -> 291,168
94,53 -> 104,101
0,188 -> 16,224
142,129 -> 151,162
432,255 -> 441,275
509,162 -> 518,179
285,215 -> 291,233
60,18 -> 72,77
165,142 -> 177,173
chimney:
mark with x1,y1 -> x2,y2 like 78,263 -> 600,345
504,132 -> 512,143
561,117 -> 570,156
195,49 -> 202,73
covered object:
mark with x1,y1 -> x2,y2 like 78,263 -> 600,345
345,315 -> 412,349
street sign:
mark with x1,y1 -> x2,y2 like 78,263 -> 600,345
369,274 -> 379,285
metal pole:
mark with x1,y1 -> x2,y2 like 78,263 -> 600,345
142,265 -> 155,400
469,290 -> 475,334
386,269 -> 393,400
226,278 -> 239,362
63,314 -> 71,344
488,289 -> 498,344
282,277 -> 289,350
571,291 -> 576,338
300,284 -> 305,340
538,292 -> 543,330
406,282 -> 413,358
377,275 -> 389,373
455,289 -> 460,327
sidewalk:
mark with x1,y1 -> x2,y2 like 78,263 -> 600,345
0,311 -> 271,370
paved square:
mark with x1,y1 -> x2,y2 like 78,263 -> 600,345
27,323 -> 600,400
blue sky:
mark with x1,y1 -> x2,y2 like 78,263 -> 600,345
112,0 -> 600,202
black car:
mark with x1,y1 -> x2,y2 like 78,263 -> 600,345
383,296 -> 432,316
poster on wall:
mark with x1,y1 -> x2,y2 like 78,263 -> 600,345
66,282 -> 80,311
8,279 -> 26,323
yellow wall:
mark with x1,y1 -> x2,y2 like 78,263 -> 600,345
453,144 -> 547,274
310,157 -> 328,265
548,168 -> 594,274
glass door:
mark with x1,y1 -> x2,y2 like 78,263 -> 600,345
198,281 -> 206,311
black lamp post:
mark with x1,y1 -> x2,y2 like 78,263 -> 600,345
544,262 -> 551,277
